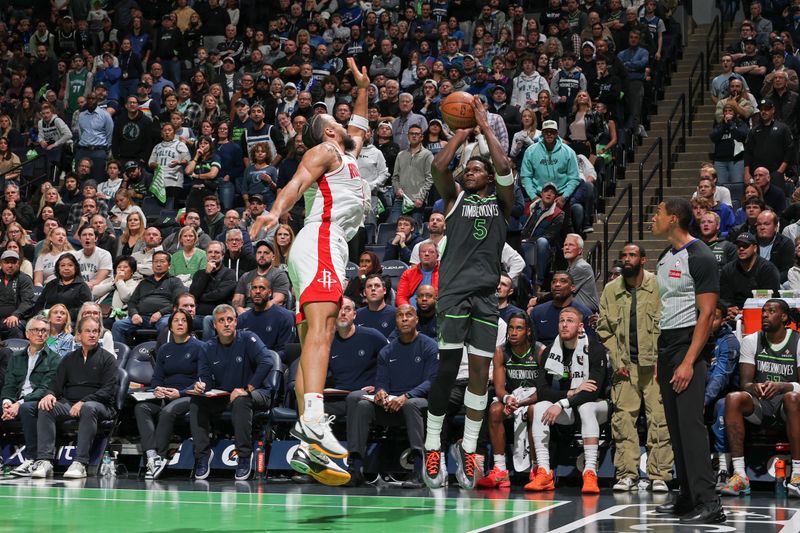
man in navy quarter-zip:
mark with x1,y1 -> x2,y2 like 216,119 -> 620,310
346,305 -> 438,488
355,274 -> 397,339
237,276 -> 296,362
189,304 -> 273,481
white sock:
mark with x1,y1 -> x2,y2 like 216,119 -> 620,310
425,413 -> 445,451
718,453 -> 729,473
792,459 -> 800,476
732,456 -> 747,478
533,436 -> 550,472
303,393 -> 324,422
493,454 -> 506,471
584,444 -> 598,473
462,417 -> 482,454
146,449 -> 158,460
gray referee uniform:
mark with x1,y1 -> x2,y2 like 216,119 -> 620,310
656,239 -> 720,509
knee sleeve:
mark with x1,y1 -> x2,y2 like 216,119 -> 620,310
463,389 -> 488,411
578,402 -> 605,439
426,348 -> 462,416
531,401 -> 552,439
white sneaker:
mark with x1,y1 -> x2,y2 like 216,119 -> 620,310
290,415 -> 348,458
10,459 -> 36,477
63,462 -> 87,479
145,456 -> 167,480
613,477 -> 638,491
30,460 -> 53,478
650,479 -> 669,493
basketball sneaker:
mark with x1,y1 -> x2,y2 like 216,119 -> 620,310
290,414 -> 348,458
476,466 -> 511,489
715,471 -> 730,493
524,467 -> 555,491
719,473 -> 751,496
582,470 -> 600,494
450,440 -> 481,490
786,473 -> 800,498
290,443 -> 350,486
422,449 -> 447,489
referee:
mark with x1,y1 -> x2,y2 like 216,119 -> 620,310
651,199 -> 726,524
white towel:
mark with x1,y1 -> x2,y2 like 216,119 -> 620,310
511,386 -> 536,472
544,334 -> 591,389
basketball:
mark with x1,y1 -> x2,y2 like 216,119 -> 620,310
441,91 -> 477,130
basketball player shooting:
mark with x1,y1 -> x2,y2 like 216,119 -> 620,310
423,96 -> 515,489
249,57 -> 370,486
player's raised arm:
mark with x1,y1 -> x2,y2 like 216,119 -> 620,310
346,57 -> 370,157
471,96 -> 514,218
431,128 -> 469,215
249,144 -> 338,239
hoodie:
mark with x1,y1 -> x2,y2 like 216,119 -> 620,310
510,71 -> 551,110
519,136 -> 581,200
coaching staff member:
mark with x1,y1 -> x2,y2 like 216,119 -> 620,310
651,198 -> 726,524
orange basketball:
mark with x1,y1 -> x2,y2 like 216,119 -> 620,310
441,91 -> 477,130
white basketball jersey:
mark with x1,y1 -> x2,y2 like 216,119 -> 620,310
305,143 -> 366,241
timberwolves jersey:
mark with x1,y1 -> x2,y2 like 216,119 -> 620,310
754,330 -> 800,383
504,344 -> 542,392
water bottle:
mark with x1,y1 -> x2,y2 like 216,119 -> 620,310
256,441 -> 266,480
775,458 -> 787,496
101,451 -> 114,477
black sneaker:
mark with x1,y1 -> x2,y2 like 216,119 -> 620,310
655,494 -> 693,516
450,440 -> 480,490
235,455 -> 252,481
345,466 -> 365,487
193,450 -> 214,480
715,471 -> 729,493
679,503 -> 726,524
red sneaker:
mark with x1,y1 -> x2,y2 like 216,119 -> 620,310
524,467 -> 555,491
582,470 -> 600,494
476,465 -> 511,489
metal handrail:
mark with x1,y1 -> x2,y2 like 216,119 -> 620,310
637,138 -> 664,240
688,52 -> 705,136
586,241 -> 602,282
705,15 -> 721,87
603,182 -> 633,283
0,152 -> 50,197
666,93 -> 686,187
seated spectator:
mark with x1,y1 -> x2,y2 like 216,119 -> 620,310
75,226 -> 113,300
563,233 -> 599,312
92,214 -> 118,258
530,271 -> 594,346
47,303 -> 75,358
477,312 -> 545,489
528,306 -> 608,493
396,242 -> 439,307
730,197 -> 764,242
2,184 -> 35,231
162,210 -> 212,254
95,256 -> 139,321
409,212 -> 447,265
355,274 -> 398,339
699,212 -> 737,272
754,165 -> 787,215
714,78 -> 755,122
108,189 -> 145,231
710,103 -> 749,186
521,121 -> 586,233
719,299 -> 800,497
344,251 -> 391,308
522,182 -> 565,294
0,252 -> 34,340
781,188 -> 800,238
132,227 -> 164,278
720,232 -> 780,317
762,51 -> 800,95
190,241 -> 237,340
156,293 -> 199,349
324,296 -> 387,417
65,187 -> 111,237
498,273 -> 524,324
76,302 -> 115,355
696,177 -> 736,238
415,284 -> 438,339
383,215 -> 425,263
112,251 -> 184,343
237,275 -> 296,362
272,224 -> 295,269
240,143 -> 279,209
36,187 -> 69,230
733,184 -> 764,226
134,310 -> 204,480
169,226 -> 208,286
28,253 -> 92,322
241,195 -> 276,243
200,196 -> 225,240
1,222 -> 34,263
216,210 -> 254,254
787,237 -> 800,290
233,240 -> 291,312
189,304 -> 273,481
115,212 -> 146,258
346,305 -> 438,488
28,315 -> 118,479
1,316 -> 61,477
689,196 -> 713,237
222,228 -> 256,278
184,136 -> 222,213
97,161 -> 124,204
756,210 -> 794,283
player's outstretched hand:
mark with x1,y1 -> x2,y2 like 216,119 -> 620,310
250,211 -> 280,240
348,57 -> 370,88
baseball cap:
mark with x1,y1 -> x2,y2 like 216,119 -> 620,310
377,121 -> 393,131
138,81 -> 151,88
582,41 -> 597,50
541,182 -> 559,194
492,84 -> 507,94
124,160 -> 139,171
83,179 -> 98,189
760,98 -> 775,108
743,36 -> 757,44
1,250 -> 19,261
541,120 -> 558,131
95,81 -> 108,89
250,194 -> 265,204
235,98 -> 250,107
270,33 -> 281,41
255,239 -> 274,252
313,101 -> 328,112
735,232 -> 757,246
424,79 -> 438,89
223,57 -> 236,64
284,82 -> 297,90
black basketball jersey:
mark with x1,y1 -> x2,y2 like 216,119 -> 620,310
504,344 -> 542,392
439,190 -> 507,300
755,330 -> 800,383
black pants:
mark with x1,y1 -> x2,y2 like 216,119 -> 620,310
658,327 -> 718,508
36,400 -> 115,464
134,397 -> 191,457
347,397 -> 427,459
189,393 -> 269,459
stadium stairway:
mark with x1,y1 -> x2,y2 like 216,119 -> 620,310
592,20 -> 741,271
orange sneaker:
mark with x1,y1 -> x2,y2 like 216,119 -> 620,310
476,466 -> 511,489
582,470 -> 600,494
524,467 -> 555,491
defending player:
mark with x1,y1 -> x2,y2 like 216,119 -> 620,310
249,58 -> 370,486
422,96 -> 515,489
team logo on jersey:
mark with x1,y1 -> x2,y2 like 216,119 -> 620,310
358,349 -> 365,357
317,269 -> 337,290
415,356 -> 421,363
266,326 -> 273,332
347,163 -> 361,179
236,356 -> 243,363
669,259 -> 682,279
185,353 -> 191,359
